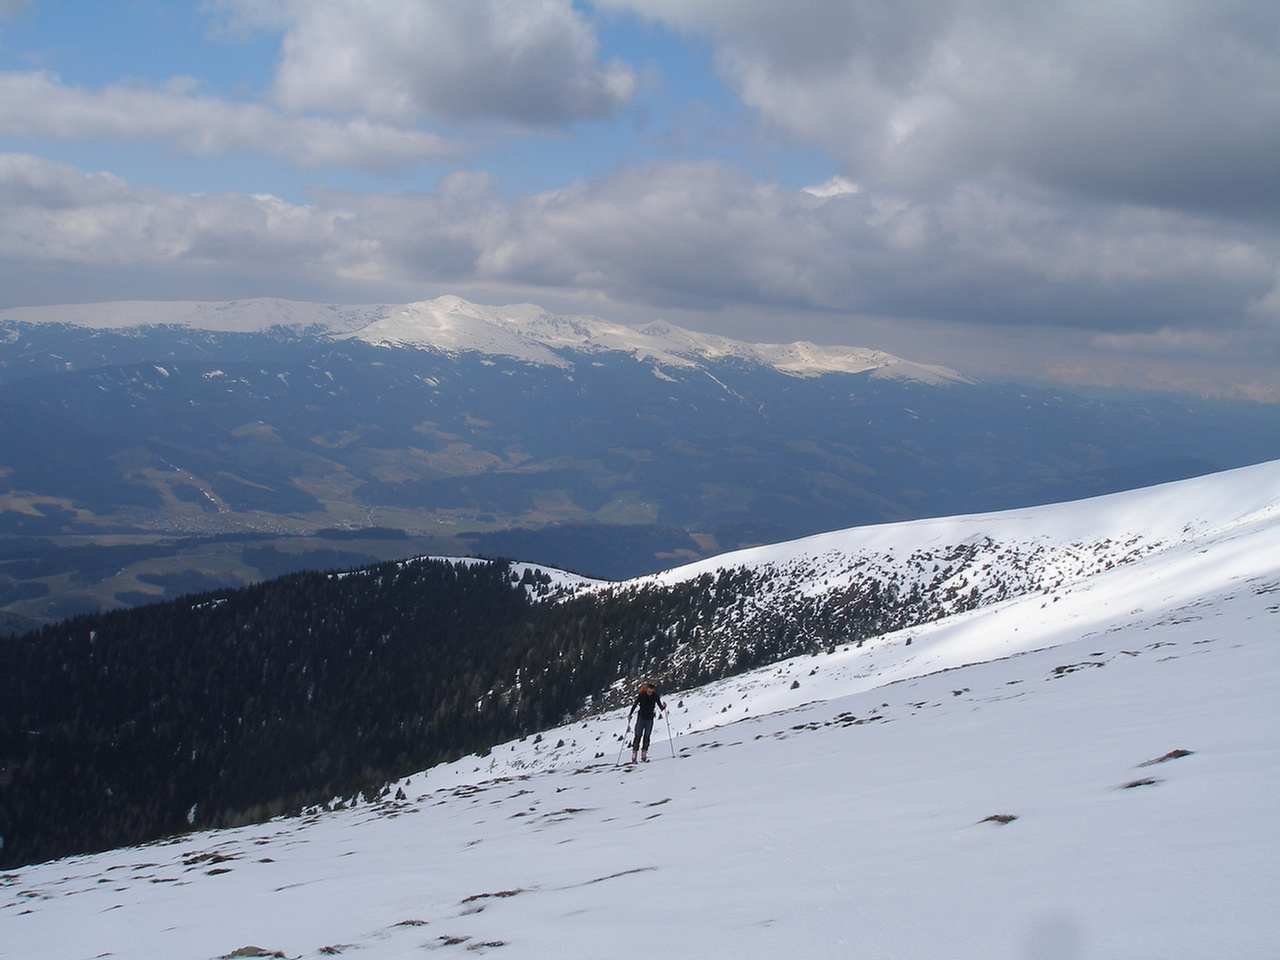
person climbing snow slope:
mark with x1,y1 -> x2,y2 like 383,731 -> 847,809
628,682 -> 666,762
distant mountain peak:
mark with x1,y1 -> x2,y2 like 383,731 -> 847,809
352,296 -> 972,383
0,294 -> 970,383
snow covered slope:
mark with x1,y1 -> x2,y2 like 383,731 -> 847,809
609,457 -> 1280,683
3,463 -> 1278,959
0,295 -> 967,382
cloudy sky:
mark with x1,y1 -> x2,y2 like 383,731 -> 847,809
0,1 -> 1277,398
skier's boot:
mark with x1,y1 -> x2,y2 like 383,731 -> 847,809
641,750 -> 648,762
631,751 -> 638,763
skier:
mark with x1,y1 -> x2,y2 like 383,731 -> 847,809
628,682 -> 666,763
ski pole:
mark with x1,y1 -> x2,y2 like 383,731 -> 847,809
664,709 -> 674,758
617,723 -> 631,765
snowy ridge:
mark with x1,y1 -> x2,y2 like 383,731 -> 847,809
3,461 -> 1278,958
340,296 -> 969,382
558,461 -> 1280,686
0,295 -> 968,383
646,457 -> 1280,590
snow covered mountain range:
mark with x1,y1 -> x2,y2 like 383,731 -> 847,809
0,295 -> 967,384
4,460 -> 1277,959
4,292 -> 1280,624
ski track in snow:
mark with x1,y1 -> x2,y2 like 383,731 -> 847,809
2,462 -> 1279,959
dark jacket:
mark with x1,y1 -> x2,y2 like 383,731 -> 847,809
631,687 -> 665,720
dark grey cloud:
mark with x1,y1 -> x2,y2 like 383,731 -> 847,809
607,0 -> 1280,219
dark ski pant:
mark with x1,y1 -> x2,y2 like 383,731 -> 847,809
631,714 -> 655,752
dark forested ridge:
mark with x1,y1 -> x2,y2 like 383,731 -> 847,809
0,558 -> 536,868
0,548 -> 947,869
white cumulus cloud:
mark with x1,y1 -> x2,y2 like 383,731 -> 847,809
2,153 -> 1271,335
0,71 -> 457,173
214,0 -> 636,125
